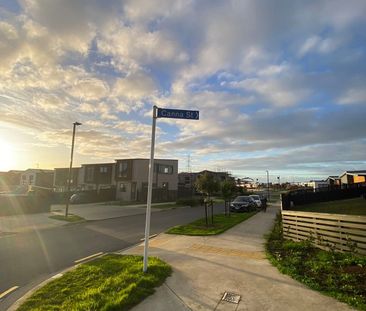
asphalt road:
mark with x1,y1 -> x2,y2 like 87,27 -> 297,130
0,204 -> 224,310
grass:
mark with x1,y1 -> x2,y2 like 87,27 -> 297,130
18,254 -> 171,311
266,214 -> 366,310
49,214 -> 85,222
291,197 -> 366,215
151,204 -> 178,209
166,211 -> 257,236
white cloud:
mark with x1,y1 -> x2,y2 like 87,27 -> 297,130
298,35 -> 341,57
338,88 -> 366,105
113,72 -> 157,100
68,78 -> 109,101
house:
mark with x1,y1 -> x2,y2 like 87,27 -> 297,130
0,170 -> 22,192
53,167 -> 81,192
80,163 -> 116,191
115,158 -> 178,202
339,170 -> 366,187
20,169 -> 54,188
305,180 -> 329,191
326,176 -> 341,187
178,170 -> 231,189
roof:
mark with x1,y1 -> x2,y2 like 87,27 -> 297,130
339,170 -> 366,178
23,169 -> 54,173
114,158 -> 178,162
54,167 -> 81,170
326,176 -> 340,180
81,163 -> 115,167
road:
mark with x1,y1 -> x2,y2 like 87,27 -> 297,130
0,205 -> 223,310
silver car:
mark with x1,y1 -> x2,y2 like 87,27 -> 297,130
249,195 -> 262,208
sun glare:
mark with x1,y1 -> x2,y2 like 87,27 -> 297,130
0,139 -> 16,171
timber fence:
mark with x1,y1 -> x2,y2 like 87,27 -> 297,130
282,210 -> 366,255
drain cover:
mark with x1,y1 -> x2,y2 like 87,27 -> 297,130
222,292 -> 241,304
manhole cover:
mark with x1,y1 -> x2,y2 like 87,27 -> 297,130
222,292 -> 241,304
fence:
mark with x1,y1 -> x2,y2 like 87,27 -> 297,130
281,186 -> 366,210
0,194 -> 51,216
282,210 -> 366,255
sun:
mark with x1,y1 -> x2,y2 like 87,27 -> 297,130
0,139 -> 16,171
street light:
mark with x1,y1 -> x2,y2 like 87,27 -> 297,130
266,170 -> 270,201
65,122 -> 82,218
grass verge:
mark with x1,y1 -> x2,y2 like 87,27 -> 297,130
151,204 -> 179,209
291,197 -> 366,215
266,214 -> 366,310
18,254 -> 171,311
49,214 -> 85,222
166,211 -> 257,236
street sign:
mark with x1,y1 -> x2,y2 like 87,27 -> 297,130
157,108 -> 199,120
142,105 -> 200,273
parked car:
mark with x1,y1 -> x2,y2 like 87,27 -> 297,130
69,192 -> 89,204
249,195 -> 262,208
230,196 -> 257,212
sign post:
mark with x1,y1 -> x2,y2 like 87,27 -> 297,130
143,106 -> 199,272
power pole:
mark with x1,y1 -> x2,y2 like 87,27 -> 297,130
65,122 -> 82,218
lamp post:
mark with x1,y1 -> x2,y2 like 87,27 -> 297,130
266,170 -> 270,201
65,122 -> 82,218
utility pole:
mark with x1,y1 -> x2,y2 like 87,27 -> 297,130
65,122 -> 82,218
266,170 -> 270,201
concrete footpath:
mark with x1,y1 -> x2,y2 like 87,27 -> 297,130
0,202 -> 170,234
123,205 -> 352,311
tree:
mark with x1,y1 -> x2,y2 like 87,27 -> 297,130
195,172 -> 219,199
221,179 -> 237,216
195,172 -> 219,226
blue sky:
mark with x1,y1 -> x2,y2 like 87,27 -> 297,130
0,0 -> 365,182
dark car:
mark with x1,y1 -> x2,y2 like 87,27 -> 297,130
230,196 -> 257,212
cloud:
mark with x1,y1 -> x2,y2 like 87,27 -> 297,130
113,72 -> 157,100
338,88 -> 366,105
68,78 -> 109,101
298,35 -> 341,57
1,0 -> 366,177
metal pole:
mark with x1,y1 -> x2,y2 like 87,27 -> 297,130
65,123 -> 76,218
143,106 -> 157,273
266,170 -> 270,201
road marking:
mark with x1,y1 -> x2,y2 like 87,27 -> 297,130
0,286 -> 19,299
74,252 -> 104,264
140,234 -> 158,241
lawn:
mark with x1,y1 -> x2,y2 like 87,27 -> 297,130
266,214 -> 366,310
291,197 -> 366,215
18,254 -> 171,311
49,214 -> 85,222
166,211 -> 257,236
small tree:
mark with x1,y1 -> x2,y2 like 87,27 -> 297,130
221,179 -> 237,216
195,172 -> 219,226
195,172 -> 219,199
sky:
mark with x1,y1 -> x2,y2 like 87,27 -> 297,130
0,0 -> 366,182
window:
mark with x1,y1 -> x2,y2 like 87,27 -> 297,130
100,166 -> 108,173
119,183 -> 126,192
155,164 -> 173,174
86,167 -> 94,182
118,161 -> 129,178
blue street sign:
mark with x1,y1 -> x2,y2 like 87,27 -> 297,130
157,108 -> 199,120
